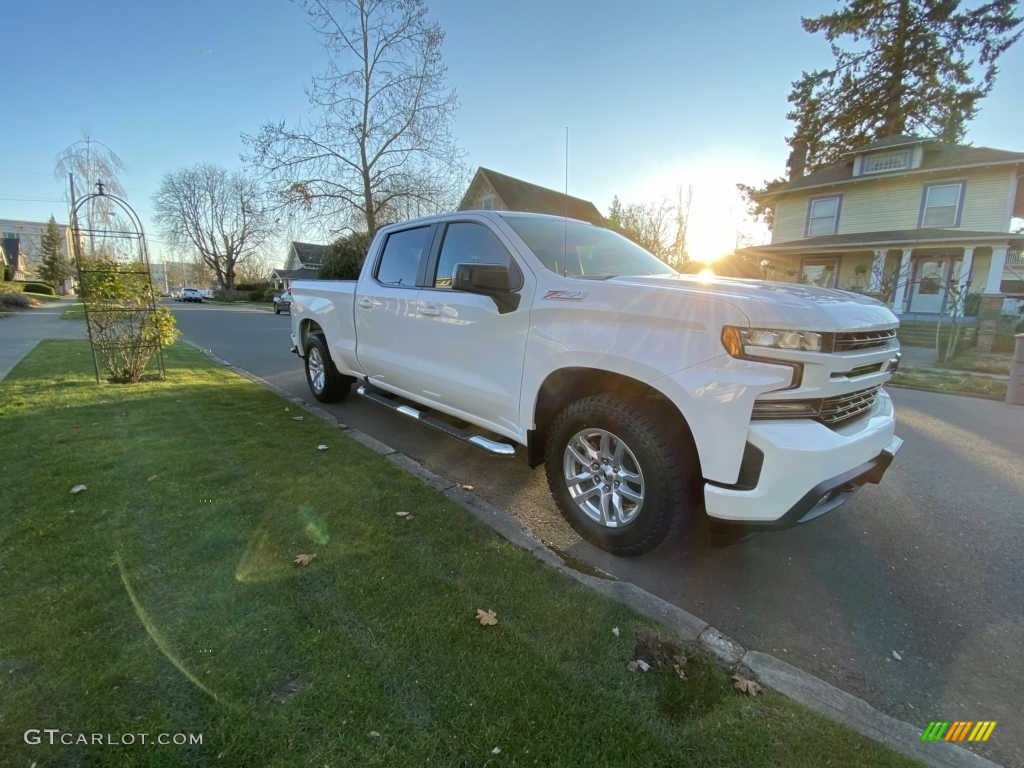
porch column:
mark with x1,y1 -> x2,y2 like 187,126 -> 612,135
977,245 -> 1008,352
891,248 -> 913,313
954,246 -> 974,317
984,245 -> 1008,293
869,249 -> 885,292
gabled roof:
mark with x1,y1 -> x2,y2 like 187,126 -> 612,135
768,138 -> 1024,196
839,135 -> 932,155
460,167 -> 605,225
290,241 -> 329,267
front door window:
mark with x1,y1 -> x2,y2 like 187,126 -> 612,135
908,257 -> 961,314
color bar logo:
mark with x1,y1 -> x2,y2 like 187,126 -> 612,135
921,721 -> 997,742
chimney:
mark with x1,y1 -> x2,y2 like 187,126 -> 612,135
787,139 -> 808,181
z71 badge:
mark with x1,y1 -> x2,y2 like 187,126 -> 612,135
543,290 -> 586,300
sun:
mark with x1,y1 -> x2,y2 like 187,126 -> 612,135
615,162 -> 770,265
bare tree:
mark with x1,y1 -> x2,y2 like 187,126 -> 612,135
243,0 -> 461,235
153,165 -> 272,292
607,195 -> 690,266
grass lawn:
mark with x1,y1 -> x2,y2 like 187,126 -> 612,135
891,367 -> 1008,399
0,341 -> 922,767
61,302 -> 85,319
938,349 -> 1013,376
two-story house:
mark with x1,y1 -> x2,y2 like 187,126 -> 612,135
747,136 -> 1024,350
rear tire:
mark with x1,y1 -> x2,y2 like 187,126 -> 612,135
544,394 -> 698,556
304,334 -> 352,403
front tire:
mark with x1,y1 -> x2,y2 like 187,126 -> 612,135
544,394 -> 698,556
304,334 -> 352,403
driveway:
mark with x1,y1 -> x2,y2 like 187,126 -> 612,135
168,302 -> 1023,767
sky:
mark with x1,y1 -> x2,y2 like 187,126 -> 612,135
3,0 -> 1023,265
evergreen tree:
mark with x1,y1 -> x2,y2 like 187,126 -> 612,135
38,216 -> 70,288
740,0 -> 1021,225
787,0 -> 1021,172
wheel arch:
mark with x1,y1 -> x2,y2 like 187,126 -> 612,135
297,318 -> 324,356
528,367 -> 701,476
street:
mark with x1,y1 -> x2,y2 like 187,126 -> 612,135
171,301 -> 1023,767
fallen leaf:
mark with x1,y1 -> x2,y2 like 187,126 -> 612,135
292,416 -> 304,421
458,483 -> 474,491
317,444 -> 329,451
368,730 -> 380,738
891,650 -> 902,661
491,747 -> 501,755
612,626 -> 620,637
673,663 -> 687,681
70,484 -> 87,495
626,659 -> 651,673
146,475 -> 159,483
293,553 -> 317,567
732,673 -> 763,695
476,608 -> 498,626
396,511 -> 410,517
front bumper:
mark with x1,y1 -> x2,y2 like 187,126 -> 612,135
703,389 -> 902,527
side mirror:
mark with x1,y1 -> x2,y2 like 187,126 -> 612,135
452,263 -> 514,294
451,263 -> 521,313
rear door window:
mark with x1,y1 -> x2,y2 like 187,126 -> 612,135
375,226 -> 432,287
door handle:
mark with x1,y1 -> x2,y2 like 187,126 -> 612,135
418,302 -> 441,316
357,296 -> 373,309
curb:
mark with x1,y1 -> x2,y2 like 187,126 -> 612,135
189,342 -> 1003,768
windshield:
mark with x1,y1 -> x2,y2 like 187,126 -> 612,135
501,215 -> 677,279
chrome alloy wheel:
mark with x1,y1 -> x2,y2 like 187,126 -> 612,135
307,345 -> 326,394
562,428 -> 645,528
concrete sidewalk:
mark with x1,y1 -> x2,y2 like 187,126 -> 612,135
0,300 -> 87,381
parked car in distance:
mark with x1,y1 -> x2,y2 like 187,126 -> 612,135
180,288 -> 203,303
274,289 -> 292,315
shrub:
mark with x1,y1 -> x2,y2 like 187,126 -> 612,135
319,231 -> 372,280
236,280 -> 272,293
963,293 -> 981,317
214,289 -> 253,302
0,292 -> 32,309
78,258 -> 179,383
2,264 -> 12,281
18,280 -> 56,295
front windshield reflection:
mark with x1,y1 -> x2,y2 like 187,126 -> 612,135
502,215 -> 677,279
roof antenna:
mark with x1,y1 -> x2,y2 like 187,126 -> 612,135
562,126 -> 569,275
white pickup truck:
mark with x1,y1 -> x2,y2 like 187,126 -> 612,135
290,211 -> 903,556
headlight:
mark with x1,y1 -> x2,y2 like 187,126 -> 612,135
722,326 -> 823,355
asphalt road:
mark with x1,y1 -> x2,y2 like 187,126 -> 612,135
171,301 -> 1023,767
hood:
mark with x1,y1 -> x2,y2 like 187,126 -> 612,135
606,274 -> 898,332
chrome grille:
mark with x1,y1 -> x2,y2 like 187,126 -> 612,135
833,328 -> 898,351
819,386 -> 881,425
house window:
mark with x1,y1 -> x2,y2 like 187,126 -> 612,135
800,257 -> 840,288
861,149 -> 912,174
805,195 -> 841,236
919,182 -> 964,228
480,195 -> 495,210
